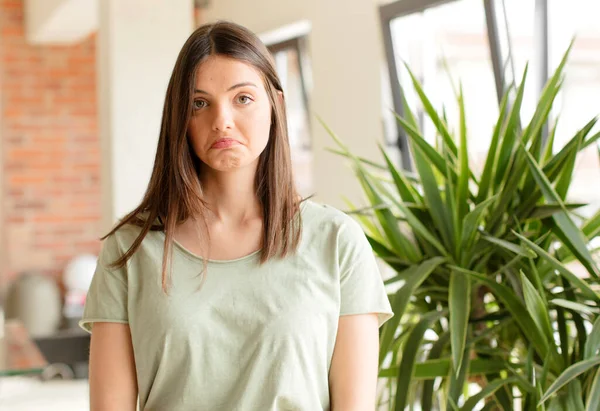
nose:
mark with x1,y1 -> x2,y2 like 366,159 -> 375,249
211,102 -> 234,132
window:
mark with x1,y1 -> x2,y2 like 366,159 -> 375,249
548,0 -> 600,214
380,0 -> 600,210
267,37 -> 313,197
381,0 -> 498,173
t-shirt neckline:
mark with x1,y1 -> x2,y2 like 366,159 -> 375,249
165,199 -> 311,265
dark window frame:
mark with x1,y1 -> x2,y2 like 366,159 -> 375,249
379,0 -> 550,168
267,36 -> 313,151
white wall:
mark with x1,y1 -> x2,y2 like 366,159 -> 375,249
97,0 -> 194,229
0,44 -> 4,286
201,0 -> 386,208
24,0 -> 98,44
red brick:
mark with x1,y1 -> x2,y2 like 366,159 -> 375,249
74,240 -> 101,249
6,216 -> 26,224
9,175 -> 47,185
1,0 -> 100,287
34,241 -> 69,250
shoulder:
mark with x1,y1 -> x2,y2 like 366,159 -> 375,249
300,200 -> 376,273
98,214 -> 161,267
300,199 -> 366,245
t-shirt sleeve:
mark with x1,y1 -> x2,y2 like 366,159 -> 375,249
79,234 -> 129,333
337,217 -> 394,327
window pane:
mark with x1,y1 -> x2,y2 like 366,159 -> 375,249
271,45 -> 313,196
500,0 -> 538,119
549,0 -> 600,213
387,0 -> 498,173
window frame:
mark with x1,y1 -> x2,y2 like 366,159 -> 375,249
379,0 -> 550,168
267,36 -> 313,151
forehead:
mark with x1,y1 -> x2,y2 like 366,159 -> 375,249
193,55 -> 265,88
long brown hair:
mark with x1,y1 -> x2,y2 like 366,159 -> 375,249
104,21 -> 302,290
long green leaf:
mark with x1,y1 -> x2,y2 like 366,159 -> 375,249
461,196 -> 497,253
494,64 -> 528,189
404,63 -> 458,159
522,53 -> 567,149
405,125 -> 454,250
322,118 -> 422,262
444,146 -> 460,259
380,358 -> 519,379
582,208 -> 600,240
522,39 -> 572,151
548,397 -> 567,411
399,85 -> 419,130
521,120 -> 597,226
523,148 -> 600,279
448,397 -> 460,411
482,235 -> 536,258
521,272 -> 554,343
394,310 -> 445,411
450,270 -> 470,375
394,113 -> 456,181
566,380 -> 585,411
456,83 -> 469,227
343,198 -> 385,243
518,119 -> 597,222
513,231 -> 600,302
371,175 -> 450,257
526,257 -> 547,304
554,129 -> 583,200
481,403 -> 497,411
365,233 -> 399,259
422,332 -> 450,411
358,171 -> 421,261
562,277 -> 589,364
543,118 -> 598,182
326,148 -> 388,171
541,116 -> 559,165
527,203 -> 587,220
557,307 -> 570,368
586,368 -> 600,411
582,129 -> 600,150
448,344 -> 471,410
539,356 -> 600,406
584,317 -> 600,360
379,144 -> 419,204
379,257 -> 447,365
477,91 -> 509,202
488,371 -> 513,411
450,266 -> 552,362
461,377 -> 519,411
550,299 -> 600,316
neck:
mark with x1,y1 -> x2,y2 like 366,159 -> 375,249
199,165 -> 262,224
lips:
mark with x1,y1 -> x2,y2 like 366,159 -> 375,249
211,138 -> 239,149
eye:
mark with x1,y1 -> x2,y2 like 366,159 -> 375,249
193,99 -> 207,110
237,95 -> 254,105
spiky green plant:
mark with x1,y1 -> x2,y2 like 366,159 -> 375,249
325,44 -> 600,410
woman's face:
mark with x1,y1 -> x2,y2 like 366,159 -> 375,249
187,55 -> 272,173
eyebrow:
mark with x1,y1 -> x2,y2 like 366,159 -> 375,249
194,82 -> 258,95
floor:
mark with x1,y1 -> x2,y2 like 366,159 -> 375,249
0,377 -> 89,410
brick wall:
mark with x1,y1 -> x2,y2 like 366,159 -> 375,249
0,0 -> 101,287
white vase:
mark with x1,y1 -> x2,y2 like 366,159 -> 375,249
5,273 -> 62,338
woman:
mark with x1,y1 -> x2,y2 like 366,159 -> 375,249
81,21 -> 393,411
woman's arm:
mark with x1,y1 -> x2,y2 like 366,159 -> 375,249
329,313 -> 380,411
89,323 -> 138,411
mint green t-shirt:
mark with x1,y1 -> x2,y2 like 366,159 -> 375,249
80,200 -> 393,411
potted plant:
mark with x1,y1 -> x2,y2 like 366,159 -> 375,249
325,44 -> 600,410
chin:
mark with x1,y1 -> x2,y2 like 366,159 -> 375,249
210,156 -> 259,172
199,147 -> 263,172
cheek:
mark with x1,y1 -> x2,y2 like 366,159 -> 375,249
187,117 -> 208,142
248,108 -> 272,148
186,121 -> 206,158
